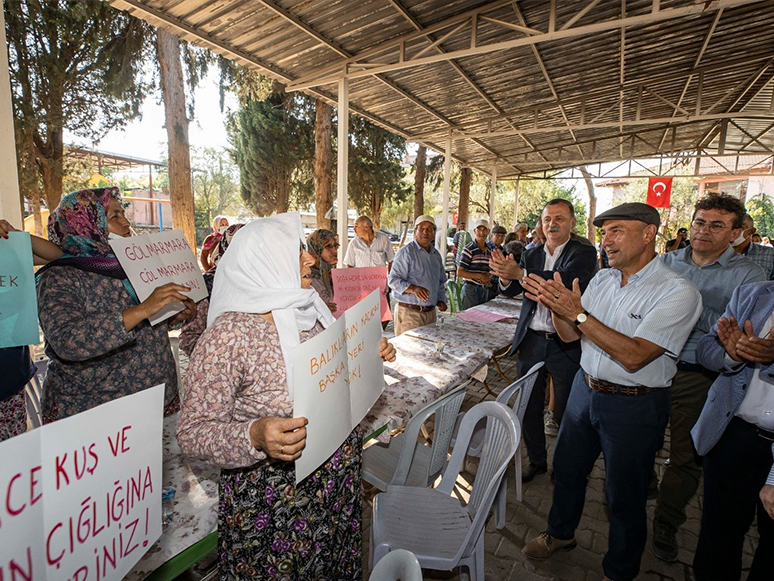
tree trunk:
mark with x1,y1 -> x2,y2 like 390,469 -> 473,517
314,100 -> 333,229
371,187 -> 383,231
276,168 -> 291,214
31,196 -> 43,237
157,29 -> 196,250
413,145 -> 426,220
580,166 -> 597,244
458,167 -> 471,225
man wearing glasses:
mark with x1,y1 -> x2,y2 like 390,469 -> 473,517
652,193 -> 766,562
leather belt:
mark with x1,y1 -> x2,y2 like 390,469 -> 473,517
734,416 -> 774,442
398,302 -> 435,313
584,373 -> 660,397
529,329 -> 557,340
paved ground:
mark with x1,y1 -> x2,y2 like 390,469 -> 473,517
361,352 -> 761,581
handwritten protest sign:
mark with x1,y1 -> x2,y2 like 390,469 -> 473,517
0,385 -> 164,581
0,232 -> 40,348
293,289 -> 384,483
110,231 -> 207,325
331,266 -> 391,322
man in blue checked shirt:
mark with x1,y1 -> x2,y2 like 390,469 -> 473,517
692,281 -> 774,581
388,215 -> 448,336
733,213 -> 774,280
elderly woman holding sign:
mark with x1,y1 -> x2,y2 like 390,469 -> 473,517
36,188 -> 196,421
177,213 -> 395,581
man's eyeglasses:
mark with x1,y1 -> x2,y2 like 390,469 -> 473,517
691,219 -> 732,233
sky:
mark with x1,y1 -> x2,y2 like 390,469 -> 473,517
64,68 -> 238,172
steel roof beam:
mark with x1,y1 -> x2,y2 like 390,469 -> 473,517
287,0 -> 765,91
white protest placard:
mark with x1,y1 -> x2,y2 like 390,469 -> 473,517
293,289 -> 384,483
110,231 -> 207,325
0,385 -> 164,581
0,429 -> 44,581
331,266 -> 392,322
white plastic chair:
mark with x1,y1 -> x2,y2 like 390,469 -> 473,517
369,549 -> 423,581
363,381 -> 469,490
451,361 -> 543,527
370,401 -> 520,581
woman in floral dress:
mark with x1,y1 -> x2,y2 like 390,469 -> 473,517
36,187 -> 196,420
177,213 -> 395,581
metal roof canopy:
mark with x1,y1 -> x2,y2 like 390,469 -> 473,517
107,0 -> 774,180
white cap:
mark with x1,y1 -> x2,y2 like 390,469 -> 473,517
473,218 -> 490,230
414,214 -> 436,228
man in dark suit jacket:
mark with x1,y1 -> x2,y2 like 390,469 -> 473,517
491,199 -> 598,481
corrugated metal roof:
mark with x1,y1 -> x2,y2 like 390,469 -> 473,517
107,0 -> 774,178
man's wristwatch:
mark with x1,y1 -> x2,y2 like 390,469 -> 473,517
575,310 -> 589,324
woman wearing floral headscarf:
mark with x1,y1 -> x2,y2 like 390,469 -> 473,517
177,212 -> 395,581
306,229 -> 339,313
200,215 -> 229,272
36,187 -> 196,421
180,223 -> 244,357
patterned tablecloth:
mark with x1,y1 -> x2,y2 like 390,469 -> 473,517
127,295 -> 523,579
126,414 -> 219,581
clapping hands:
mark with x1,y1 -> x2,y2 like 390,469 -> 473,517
717,316 -> 774,365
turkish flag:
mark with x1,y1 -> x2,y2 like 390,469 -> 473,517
647,177 -> 672,208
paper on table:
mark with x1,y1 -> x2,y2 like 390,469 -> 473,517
110,230 -> 207,325
455,309 -> 512,323
0,232 -> 40,348
293,289 -> 384,483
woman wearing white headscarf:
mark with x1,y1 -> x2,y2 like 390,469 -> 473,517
178,212 -> 395,581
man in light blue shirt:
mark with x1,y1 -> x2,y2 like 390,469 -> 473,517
653,194 -> 766,562
522,203 -> 702,581
388,215 -> 448,335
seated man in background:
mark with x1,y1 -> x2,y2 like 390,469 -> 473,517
733,214 -> 774,280
388,215 -> 448,335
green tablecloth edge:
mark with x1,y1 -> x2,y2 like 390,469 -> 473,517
145,531 -> 218,581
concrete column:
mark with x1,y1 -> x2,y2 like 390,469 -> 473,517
337,76 -> 349,267
440,136 -> 452,258
0,0 -> 22,226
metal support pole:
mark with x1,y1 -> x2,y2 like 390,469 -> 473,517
490,165 -> 497,226
337,76 -> 349,267
0,0 -> 22,226
440,135 -> 452,258
513,178 -> 520,227
158,202 -> 164,232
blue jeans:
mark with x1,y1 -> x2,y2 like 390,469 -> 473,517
461,282 -> 488,310
547,371 -> 670,581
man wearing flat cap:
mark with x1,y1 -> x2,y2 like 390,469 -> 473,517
457,218 -> 495,309
388,215 -> 448,335
522,202 -> 702,581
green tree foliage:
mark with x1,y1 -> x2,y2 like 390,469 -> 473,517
348,117 -> 410,228
191,146 -> 242,224
495,180 -> 588,237
227,82 -> 315,216
747,196 -> 774,237
5,0 -> 153,209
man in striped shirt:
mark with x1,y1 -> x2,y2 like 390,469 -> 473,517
457,219 -> 494,310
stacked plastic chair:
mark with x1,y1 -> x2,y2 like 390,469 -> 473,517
370,401 -> 521,581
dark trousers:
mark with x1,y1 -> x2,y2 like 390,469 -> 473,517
655,369 -> 715,528
517,329 -> 581,466
694,417 -> 774,581
461,281 -> 489,310
547,371 -> 670,581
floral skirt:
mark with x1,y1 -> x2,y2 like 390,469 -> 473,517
0,390 -> 27,442
218,429 -> 362,581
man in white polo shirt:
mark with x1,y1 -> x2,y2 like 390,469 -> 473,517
521,203 -> 702,581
